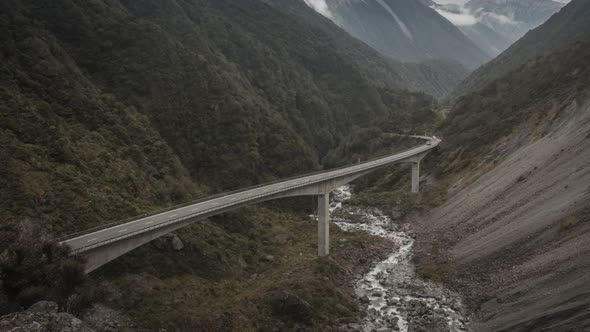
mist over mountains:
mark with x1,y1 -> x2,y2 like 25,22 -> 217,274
304,0 -> 490,69
432,0 -> 566,56
304,0 -> 566,67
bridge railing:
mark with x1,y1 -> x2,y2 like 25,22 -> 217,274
57,139 -> 435,243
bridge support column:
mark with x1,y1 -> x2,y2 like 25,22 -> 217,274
318,193 -> 330,256
411,162 -> 420,193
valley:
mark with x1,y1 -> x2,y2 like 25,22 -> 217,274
0,0 -> 588,331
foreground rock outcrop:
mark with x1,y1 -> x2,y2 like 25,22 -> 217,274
0,301 -> 133,332
0,301 -> 93,332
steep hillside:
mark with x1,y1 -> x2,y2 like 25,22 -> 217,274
266,0 -> 471,98
459,22 -> 511,57
466,0 -> 564,36
0,5 -> 201,235
304,0 -> 490,69
418,97 -> 590,331
410,1 -> 590,330
0,0 -> 446,329
442,42 -> 590,167
432,0 -> 564,57
451,0 -> 589,99
0,0 -> 443,235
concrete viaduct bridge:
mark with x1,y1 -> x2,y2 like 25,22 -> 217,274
62,137 -> 441,273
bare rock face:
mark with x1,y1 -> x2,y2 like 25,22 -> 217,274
0,301 -> 94,332
152,233 -> 184,251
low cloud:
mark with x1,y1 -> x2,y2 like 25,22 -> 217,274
303,0 -> 334,19
431,4 -> 479,26
476,10 -> 517,25
431,1 -> 520,27
434,7 -> 479,26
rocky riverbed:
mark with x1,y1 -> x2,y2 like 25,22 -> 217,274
330,186 -> 469,332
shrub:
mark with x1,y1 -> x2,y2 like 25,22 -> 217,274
0,224 -> 89,313
560,216 -> 579,230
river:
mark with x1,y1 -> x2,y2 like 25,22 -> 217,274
330,185 -> 468,332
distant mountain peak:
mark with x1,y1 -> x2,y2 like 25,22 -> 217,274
303,0 -> 490,68
431,0 -> 566,56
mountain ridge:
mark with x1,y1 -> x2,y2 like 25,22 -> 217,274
303,0 -> 491,69
412,0 -> 590,329
432,0 -> 565,57
450,0 -> 589,100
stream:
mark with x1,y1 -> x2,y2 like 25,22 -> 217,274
330,185 -> 468,332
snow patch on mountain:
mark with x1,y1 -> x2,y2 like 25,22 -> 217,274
376,0 -> 414,40
303,0 -> 334,18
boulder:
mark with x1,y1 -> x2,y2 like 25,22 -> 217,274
261,255 -> 275,262
28,301 -> 58,314
152,233 -> 184,251
359,295 -> 370,304
267,291 -> 313,324
170,235 -> 184,251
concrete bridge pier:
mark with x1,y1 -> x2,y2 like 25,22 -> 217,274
317,193 -> 330,256
407,151 -> 430,193
411,162 -> 420,193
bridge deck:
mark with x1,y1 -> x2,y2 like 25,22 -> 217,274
63,138 -> 440,254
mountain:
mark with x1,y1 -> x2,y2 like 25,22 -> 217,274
412,0 -> 590,330
0,0 -> 447,235
303,0 -> 491,69
0,0 -> 449,328
458,22 -> 512,56
451,0 -> 589,99
466,0 -> 564,38
266,0 -> 471,98
432,0 -> 565,57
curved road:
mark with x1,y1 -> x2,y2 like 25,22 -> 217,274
63,137 -> 440,255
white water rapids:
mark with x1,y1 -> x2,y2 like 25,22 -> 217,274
328,185 -> 468,332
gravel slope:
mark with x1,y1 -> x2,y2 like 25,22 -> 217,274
415,98 -> 590,331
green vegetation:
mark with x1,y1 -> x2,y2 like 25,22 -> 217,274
415,261 -> 454,283
0,0 -> 446,328
95,206 -> 392,330
0,0 -> 439,238
323,128 -> 428,168
560,216 -> 580,230
440,42 -> 590,173
0,224 -> 91,314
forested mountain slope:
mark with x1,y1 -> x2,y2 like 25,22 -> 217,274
432,0 -> 565,58
303,0 -> 490,69
0,0 -> 439,235
451,0 -> 590,99
266,0 -> 471,98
